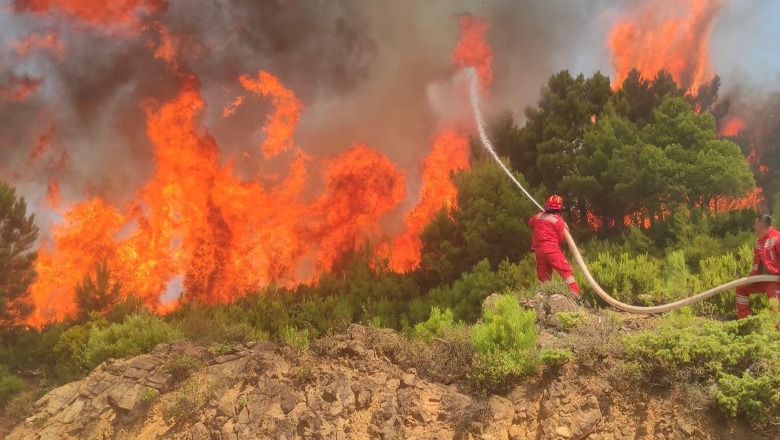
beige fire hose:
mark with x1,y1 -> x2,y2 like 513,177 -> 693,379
466,67 -> 778,314
564,229 -> 779,314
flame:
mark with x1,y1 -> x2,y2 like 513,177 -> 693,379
22,12 -> 497,326
46,180 -> 61,208
608,0 -> 720,93
0,75 -> 42,102
307,145 -> 406,272
710,187 -> 764,212
13,0 -> 164,26
148,24 -> 180,68
28,125 -> 56,164
223,96 -> 244,118
746,148 -> 769,177
452,14 -> 493,92
26,71 -> 410,325
720,117 -> 745,137
389,129 -> 470,272
240,71 -> 303,158
28,198 -> 125,325
14,33 -> 65,59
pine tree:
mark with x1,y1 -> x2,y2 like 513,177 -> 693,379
0,181 -> 39,329
75,259 -> 122,321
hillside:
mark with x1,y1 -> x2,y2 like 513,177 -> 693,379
4,294 -> 768,440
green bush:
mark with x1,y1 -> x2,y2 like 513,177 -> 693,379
163,356 -> 203,383
622,312 -> 780,428
589,252 -> 661,304
554,312 -> 587,333
161,379 -> 213,426
469,295 -> 539,391
426,259 -> 528,323
280,326 -> 310,352
174,305 -> 268,344
0,365 -> 25,407
82,313 -> 182,369
412,307 -> 460,342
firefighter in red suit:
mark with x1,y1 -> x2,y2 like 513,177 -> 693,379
528,195 -> 581,296
735,214 -> 780,327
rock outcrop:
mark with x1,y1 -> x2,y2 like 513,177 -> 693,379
6,301 -> 765,440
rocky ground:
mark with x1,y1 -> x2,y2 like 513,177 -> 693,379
5,295 -> 766,440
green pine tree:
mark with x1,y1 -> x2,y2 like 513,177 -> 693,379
0,181 -> 39,330
75,259 -> 122,321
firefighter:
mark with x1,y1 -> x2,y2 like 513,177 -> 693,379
528,195 -> 581,297
735,214 -> 780,327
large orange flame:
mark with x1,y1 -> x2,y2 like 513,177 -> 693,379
608,0 -> 720,93
23,11 -> 497,326
389,129 -> 470,272
239,71 -> 303,158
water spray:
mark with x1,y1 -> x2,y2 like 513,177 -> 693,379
464,67 -> 780,314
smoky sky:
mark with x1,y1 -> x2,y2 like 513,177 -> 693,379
0,0 -> 778,234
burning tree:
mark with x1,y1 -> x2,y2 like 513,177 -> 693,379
0,181 -> 38,330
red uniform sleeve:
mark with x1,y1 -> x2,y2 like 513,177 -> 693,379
750,241 -> 761,276
556,217 -> 566,243
528,215 -> 536,228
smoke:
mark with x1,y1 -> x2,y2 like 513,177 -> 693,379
0,0 -> 615,220
9,0 -> 779,228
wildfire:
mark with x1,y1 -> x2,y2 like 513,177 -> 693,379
13,0 -> 163,26
389,129 -> 470,272
239,71 -> 303,158
608,0 -> 720,93
19,6 -> 493,326
0,75 -> 42,102
720,116 -> 745,137
223,96 -> 244,118
14,33 -> 65,59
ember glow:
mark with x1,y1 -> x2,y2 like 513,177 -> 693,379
608,0 -> 720,93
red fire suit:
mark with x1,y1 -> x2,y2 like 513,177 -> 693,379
528,212 -> 580,296
735,227 -> 780,320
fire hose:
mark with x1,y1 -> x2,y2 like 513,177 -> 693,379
465,67 -> 780,314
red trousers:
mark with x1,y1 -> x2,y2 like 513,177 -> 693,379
735,281 -> 780,319
535,248 -> 580,296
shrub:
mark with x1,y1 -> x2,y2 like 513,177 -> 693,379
555,312 -> 587,333
3,389 -> 37,421
136,388 -> 160,414
82,313 -> 182,369
174,305 -> 267,344
621,312 -> 780,429
589,252 -> 661,304
161,379 -> 213,425
469,294 -> 539,391
163,356 -> 203,383
427,259 -> 528,323
539,348 -> 575,367
0,365 -> 25,407
280,326 -> 310,352
412,307 -> 459,342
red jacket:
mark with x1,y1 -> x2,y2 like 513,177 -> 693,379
750,227 -> 780,275
528,212 -> 568,252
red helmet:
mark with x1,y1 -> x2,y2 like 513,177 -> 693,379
545,195 -> 563,210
